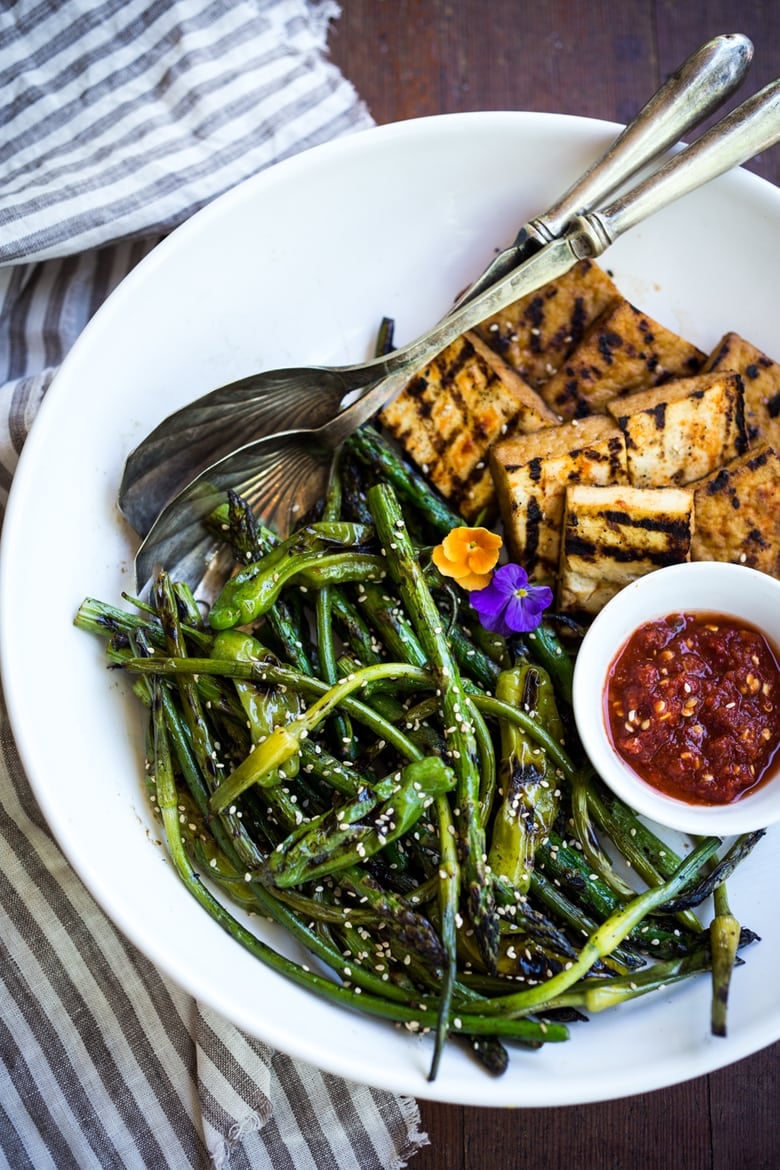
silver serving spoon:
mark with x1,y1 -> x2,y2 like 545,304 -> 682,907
135,75 -> 780,593
120,34 -> 752,538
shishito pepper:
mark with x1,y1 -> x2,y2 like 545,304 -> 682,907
205,630 -> 304,809
208,521 -> 384,629
710,882 -> 741,1037
487,663 -> 563,895
213,630 -> 302,747
261,756 -> 456,888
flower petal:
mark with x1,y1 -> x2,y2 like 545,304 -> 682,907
467,545 -> 501,574
506,583 -> 553,632
469,580 -> 507,622
431,543 -> 470,580
469,563 -> 552,636
477,529 -> 503,552
441,528 -> 474,561
526,585 -> 554,614
471,603 -> 515,638
503,594 -> 538,633
456,569 -> 494,591
485,563 -> 525,599
444,526 -> 501,560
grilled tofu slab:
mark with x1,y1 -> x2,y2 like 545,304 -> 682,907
380,331 -> 558,520
381,258 -> 779,616
691,443 -> 780,576
539,298 -> 705,419
490,415 -> 628,577
473,258 -> 620,390
702,331 -> 780,450
607,371 -> 748,487
558,483 -> 694,616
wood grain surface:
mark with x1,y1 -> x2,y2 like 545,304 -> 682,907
329,4 -> 780,1167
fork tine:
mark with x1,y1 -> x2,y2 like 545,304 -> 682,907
120,369 -> 349,536
134,431 -> 334,592
233,442 -> 333,529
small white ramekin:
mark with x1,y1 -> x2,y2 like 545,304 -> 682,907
573,561 -> 780,835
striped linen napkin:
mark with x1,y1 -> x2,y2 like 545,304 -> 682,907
0,3 -> 430,1167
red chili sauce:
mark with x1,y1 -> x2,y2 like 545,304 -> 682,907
605,612 -> 780,805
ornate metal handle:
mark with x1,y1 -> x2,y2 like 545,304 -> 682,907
458,32 -> 753,302
580,76 -> 780,248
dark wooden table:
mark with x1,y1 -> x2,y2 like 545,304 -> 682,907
329,4 -> 780,1167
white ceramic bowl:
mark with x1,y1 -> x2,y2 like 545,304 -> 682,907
3,112 -> 780,1106
573,562 -> 780,835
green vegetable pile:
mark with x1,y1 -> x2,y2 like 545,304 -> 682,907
76,424 -> 762,1079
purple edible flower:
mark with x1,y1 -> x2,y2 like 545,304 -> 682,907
469,563 -> 553,637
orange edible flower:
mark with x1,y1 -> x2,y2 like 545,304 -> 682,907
431,526 -> 503,591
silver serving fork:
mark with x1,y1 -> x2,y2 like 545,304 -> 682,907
134,75 -> 780,593
120,34 -> 751,538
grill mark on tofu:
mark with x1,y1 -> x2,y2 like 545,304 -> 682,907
597,331 -> 623,365
601,508 -> 693,539
607,371 -> 746,487
604,434 -> 626,470
456,454 -> 497,510
566,533 -> 690,567
442,340 -> 475,389
733,375 -> 748,455
474,259 -> 620,389
426,361 -> 474,454
524,497 -> 543,568
746,446 -> 772,473
691,442 -> 780,575
491,416 -> 628,576
403,374 -> 428,398
702,331 -> 780,449
380,330 -> 557,521
548,295 -> 590,355
705,468 -> 732,498
567,506 -> 692,561
748,527 -> 769,551
558,483 -> 694,616
526,297 -> 545,350
539,299 -> 705,418
651,402 -> 666,430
